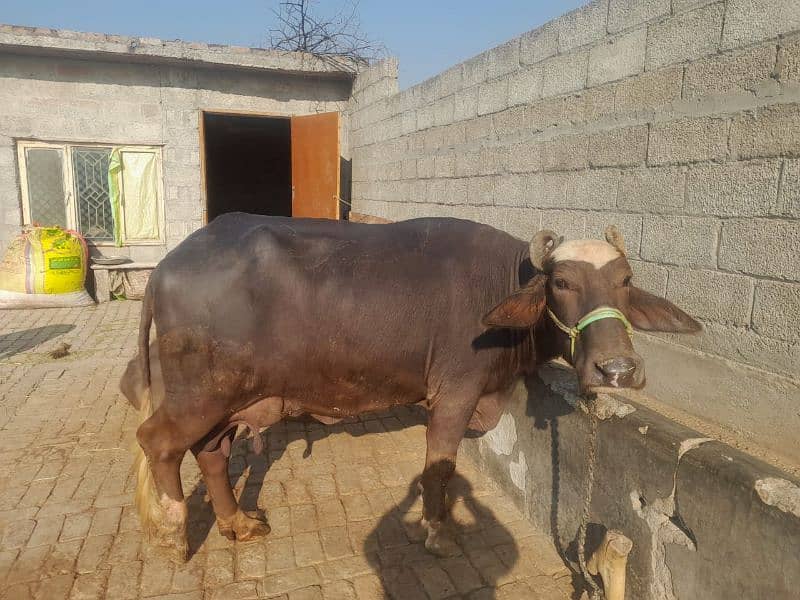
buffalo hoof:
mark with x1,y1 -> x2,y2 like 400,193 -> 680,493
150,527 -> 188,563
217,509 -> 271,542
422,519 -> 462,557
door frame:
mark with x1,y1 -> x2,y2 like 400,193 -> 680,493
198,109 -> 291,225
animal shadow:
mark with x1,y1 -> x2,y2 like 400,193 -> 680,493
366,473 -> 518,599
184,408 -> 428,558
0,324 -> 75,359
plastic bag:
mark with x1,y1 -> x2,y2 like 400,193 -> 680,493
0,227 -> 94,309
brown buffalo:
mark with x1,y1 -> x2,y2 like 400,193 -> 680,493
120,214 -> 700,560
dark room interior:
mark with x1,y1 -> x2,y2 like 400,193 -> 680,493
203,113 -> 292,222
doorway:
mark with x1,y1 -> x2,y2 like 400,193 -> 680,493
201,111 -> 341,223
203,113 -> 291,221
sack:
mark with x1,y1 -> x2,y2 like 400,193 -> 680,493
0,227 -> 94,309
109,268 -> 150,301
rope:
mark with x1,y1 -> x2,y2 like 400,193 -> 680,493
577,400 -> 603,600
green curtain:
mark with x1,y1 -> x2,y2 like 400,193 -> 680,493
107,149 -> 160,245
107,149 -> 123,246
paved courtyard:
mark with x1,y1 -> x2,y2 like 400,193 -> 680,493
0,301 -> 573,599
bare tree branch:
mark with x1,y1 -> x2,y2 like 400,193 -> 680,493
267,0 -> 386,69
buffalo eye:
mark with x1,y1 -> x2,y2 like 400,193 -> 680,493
622,275 -> 632,287
553,278 -> 570,291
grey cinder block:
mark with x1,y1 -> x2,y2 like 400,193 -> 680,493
641,215 -> 720,268
646,3 -> 724,70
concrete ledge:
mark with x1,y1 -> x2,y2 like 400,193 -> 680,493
0,23 -> 358,77
633,333 -> 800,469
461,364 -> 800,599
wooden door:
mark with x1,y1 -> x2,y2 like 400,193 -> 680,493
290,112 -> 340,219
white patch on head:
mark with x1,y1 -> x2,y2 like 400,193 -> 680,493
550,239 -> 621,269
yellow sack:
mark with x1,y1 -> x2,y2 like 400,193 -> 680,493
0,227 -> 94,308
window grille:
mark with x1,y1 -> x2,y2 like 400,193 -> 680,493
72,147 -> 114,241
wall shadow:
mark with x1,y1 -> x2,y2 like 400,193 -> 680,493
523,371 -> 603,599
0,324 -> 75,359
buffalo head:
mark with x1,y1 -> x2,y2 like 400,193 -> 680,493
482,226 -> 701,393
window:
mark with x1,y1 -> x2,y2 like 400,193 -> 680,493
17,141 -> 164,245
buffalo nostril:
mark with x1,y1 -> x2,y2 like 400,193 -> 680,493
597,357 -> 637,377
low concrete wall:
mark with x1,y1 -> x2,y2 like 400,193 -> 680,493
461,365 -> 800,599
346,0 -> 800,466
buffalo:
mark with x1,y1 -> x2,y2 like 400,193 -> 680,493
120,213 -> 700,559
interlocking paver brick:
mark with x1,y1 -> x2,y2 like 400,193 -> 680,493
411,562 -> 458,599
6,545 -> 50,584
141,555 -> 176,596
346,520 -> 380,555
267,506 -> 292,539
87,506 -> 121,537
36,574 -> 76,599
441,555 -> 485,595
319,526 -> 353,559
292,531 -> 325,567
287,584 -> 323,600
321,580 -> 356,599
27,515 -> 65,547
235,541 -> 267,580
259,566 -> 320,596
315,499 -> 346,529
204,548 -> 235,588
42,540 -> 82,577
0,303 -> 572,599
342,494 -> 372,522
69,570 -> 108,600
106,561 -> 141,599
289,504 -> 317,535
107,530 -> 141,563
207,581 -> 259,599
266,537 -> 296,573
60,514 -> 92,543
75,534 -> 113,574
1,519 -> 35,549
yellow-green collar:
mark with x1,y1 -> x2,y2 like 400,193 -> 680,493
547,306 -> 634,360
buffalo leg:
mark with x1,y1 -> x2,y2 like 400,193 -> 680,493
192,431 -> 270,542
135,410 -> 190,561
420,393 -> 479,556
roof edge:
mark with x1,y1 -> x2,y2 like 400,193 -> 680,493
0,23 -> 361,78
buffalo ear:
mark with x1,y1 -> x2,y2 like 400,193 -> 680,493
627,286 -> 702,333
482,275 -> 547,329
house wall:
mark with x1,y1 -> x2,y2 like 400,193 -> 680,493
347,0 -> 800,465
0,51 -> 351,261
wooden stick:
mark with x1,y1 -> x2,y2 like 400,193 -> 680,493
587,530 -> 633,600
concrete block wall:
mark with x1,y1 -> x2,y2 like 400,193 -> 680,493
0,49 -> 351,258
348,0 -> 800,463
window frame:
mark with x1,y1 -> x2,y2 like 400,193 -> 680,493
17,140 -> 166,246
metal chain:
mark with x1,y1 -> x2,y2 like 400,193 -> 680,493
577,401 -> 603,600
